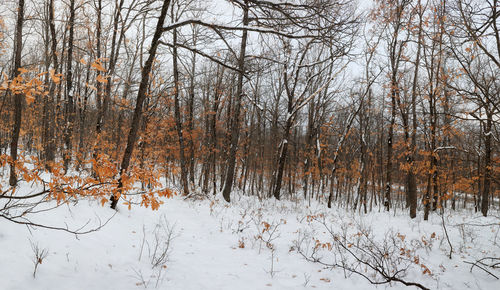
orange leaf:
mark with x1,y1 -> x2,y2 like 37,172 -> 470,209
96,74 -> 108,84
18,67 -> 29,74
49,69 -> 61,84
91,60 -> 107,72
26,95 -> 35,105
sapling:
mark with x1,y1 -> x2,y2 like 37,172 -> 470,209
30,239 -> 49,278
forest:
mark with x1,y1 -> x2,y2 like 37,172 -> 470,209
0,0 -> 499,289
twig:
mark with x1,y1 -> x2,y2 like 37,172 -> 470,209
464,259 -> 499,279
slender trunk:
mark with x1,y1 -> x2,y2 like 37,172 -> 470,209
92,0 -> 103,167
172,25 -> 189,196
222,1 -> 249,202
188,51 -> 196,185
273,116 -> 292,200
384,77 -> 397,211
95,0 -> 126,153
201,79 -> 211,194
359,103 -> 368,214
78,60 -> 91,160
424,173 -> 431,220
110,0 -> 171,209
211,68 -> 223,195
9,0 -> 25,186
408,3 -> 422,218
63,0 -> 76,172
481,113 -> 492,216
44,0 -> 58,166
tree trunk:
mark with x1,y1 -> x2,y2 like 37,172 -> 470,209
384,81 -> 396,211
172,25 -> 190,196
95,0 -> 126,155
407,0 -> 422,218
110,0 -> 171,209
273,116 -> 292,200
481,113 -> 492,216
9,0 -> 25,186
63,0 -> 76,172
188,50 -> 196,186
221,0 -> 249,202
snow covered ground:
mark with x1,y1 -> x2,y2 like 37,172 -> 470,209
1,190 -> 499,290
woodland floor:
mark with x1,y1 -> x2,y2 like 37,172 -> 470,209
1,185 -> 500,290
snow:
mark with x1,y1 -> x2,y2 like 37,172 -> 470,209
434,146 -> 457,152
1,185 -> 500,290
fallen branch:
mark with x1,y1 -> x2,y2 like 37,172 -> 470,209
464,257 -> 500,279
